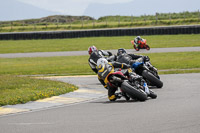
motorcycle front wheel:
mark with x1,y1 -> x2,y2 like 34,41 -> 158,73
121,81 -> 147,101
148,90 -> 157,99
146,45 -> 150,50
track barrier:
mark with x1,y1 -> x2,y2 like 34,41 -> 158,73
0,25 -> 199,40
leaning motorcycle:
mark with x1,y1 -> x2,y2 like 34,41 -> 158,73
107,69 -> 157,101
131,39 -> 150,51
132,58 -> 163,88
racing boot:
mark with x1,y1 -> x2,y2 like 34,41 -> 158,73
108,93 -> 121,101
121,92 -> 130,101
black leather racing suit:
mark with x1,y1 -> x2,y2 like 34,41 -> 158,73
88,50 -> 113,74
116,53 -> 143,65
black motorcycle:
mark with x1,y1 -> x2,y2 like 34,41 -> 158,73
107,70 -> 157,101
132,59 -> 163,88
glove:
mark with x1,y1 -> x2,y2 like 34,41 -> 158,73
122,63 -> 131,69
136,57 -> 143,63
143,56 -> 150,62
107,51 -> 113,56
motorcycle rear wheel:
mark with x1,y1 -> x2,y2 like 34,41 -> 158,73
142,70 -> 163,88
121,81 -> 147,101
134,45 -> 139,51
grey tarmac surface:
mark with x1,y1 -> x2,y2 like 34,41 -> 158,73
0,73 -> 200,133
1,46 -> 200,58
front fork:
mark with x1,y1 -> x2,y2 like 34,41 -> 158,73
135,79 -> 150,95
143,82 -> 150,94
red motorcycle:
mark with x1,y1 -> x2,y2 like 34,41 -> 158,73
131,39 -> 150,51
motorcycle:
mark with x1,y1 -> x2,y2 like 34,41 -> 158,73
132,58 -> 163,88
131,39 -> 150,51
107,69 -> 157,101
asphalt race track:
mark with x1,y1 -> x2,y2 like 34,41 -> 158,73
0,73 -> 200,133
1,47 -> 200,58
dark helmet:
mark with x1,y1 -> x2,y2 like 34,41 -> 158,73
136,36 -> 141,40
117,48 -> 127,56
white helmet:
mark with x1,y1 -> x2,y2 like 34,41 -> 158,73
97,58 -> 108,68
88,46 -> 98,55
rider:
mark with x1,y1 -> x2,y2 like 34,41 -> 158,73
133,36 -> 143,49
97,58 -> 141,101
116,48 -> 150,66
88,46 -> 113,74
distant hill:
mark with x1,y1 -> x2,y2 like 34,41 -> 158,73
1,15 -> 94,25
39,15 -> 94,23
84,0 -> 200,18
1,10 -> 198,25
0,0 -> 59,21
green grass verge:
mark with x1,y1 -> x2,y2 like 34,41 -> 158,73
0,34 -> 200,54
0,75 -> 78,106
0,51 -> 200,76
159,69 -> 200,75
146,52 -> 200,74
0,56 -> 90,75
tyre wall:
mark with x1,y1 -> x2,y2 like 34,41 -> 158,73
0,25 -> 199,40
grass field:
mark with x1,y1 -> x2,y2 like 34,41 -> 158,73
1,51 -> 200,76
0,75 -> 78,106
0,34 -> 200,53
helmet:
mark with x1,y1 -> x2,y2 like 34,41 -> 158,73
136,36 -> 141,40
97,58 -> 108,68
88,46 -> 98,55
117,48 -> 127,56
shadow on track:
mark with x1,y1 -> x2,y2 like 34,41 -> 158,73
91,99 -> 148,104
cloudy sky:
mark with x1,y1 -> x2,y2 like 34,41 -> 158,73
17,0 -> 133,15
0,0 -> 199,21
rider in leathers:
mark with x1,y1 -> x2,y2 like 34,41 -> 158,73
88,46 -> 116,89
97,58 -> 141,101
116,48 -> 150,67
133,36 -> 143,49
88,46 -> 114,74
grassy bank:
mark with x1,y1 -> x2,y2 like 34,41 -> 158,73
1,19 -> 199,33
0,34 -> 200,54
0,75 -> 78,106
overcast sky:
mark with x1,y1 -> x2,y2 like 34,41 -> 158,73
0,0 -> 199,21
17,0 -> 133,15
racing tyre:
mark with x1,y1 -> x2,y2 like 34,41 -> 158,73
148,90 -> 157,99
121,81 -> 147,101
146,45 -> 150,50
134,45 -> 139,51
142,70 -> 163,88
